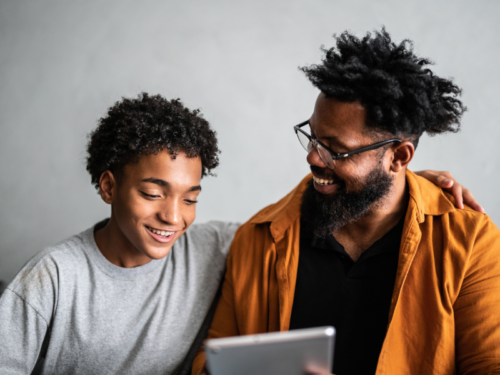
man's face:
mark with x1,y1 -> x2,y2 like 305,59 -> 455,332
111,149 -> 202,260
302,93 -> 394,236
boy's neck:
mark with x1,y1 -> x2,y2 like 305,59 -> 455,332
94,216 -> 153,268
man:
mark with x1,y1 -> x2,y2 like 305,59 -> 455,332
193,29 -> 500,374
0,94 -> 238,374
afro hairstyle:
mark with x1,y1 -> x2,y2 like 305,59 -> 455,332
301,28 -> 466,144
86,93 -> 219,190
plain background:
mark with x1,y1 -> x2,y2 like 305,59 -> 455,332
1,0 -> 499,282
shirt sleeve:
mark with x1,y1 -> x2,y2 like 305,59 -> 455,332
454,215 -> 500,374
206,221 -> 240,257
0,289 -> 49,374
191,228 -> 242,375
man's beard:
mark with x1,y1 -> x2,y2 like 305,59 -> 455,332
301,163 -> 394,238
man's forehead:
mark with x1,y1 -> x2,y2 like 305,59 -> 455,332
313,93 -> 365,120
310,93 -> 370,145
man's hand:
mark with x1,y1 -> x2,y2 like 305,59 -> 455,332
414,170 -> 485,213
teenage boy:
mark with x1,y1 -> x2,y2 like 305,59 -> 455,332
0,94 -> 237,375
0,93 -> 479,375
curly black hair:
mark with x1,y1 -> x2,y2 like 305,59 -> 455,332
301,28 -> 466,144
86,93 -> 219,190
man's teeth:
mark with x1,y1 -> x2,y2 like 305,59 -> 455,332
313,176 -> 335,185
149,227 -> 174,237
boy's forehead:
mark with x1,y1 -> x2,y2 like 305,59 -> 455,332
121,149 -> 202,184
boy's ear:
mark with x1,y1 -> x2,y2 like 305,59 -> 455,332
390,141 -> 414,173
98,170 -> 116,205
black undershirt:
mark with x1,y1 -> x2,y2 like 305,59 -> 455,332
289,216 -> 405,375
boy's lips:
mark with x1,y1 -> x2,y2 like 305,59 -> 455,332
145,225 -> 178,243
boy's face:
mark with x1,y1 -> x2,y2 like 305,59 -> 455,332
106,149 -> 202,260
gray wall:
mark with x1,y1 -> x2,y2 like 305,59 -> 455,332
1,0 -> 499,282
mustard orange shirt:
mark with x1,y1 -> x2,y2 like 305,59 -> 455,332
193,170 -> 500,374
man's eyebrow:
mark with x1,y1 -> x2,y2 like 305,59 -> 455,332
141,178 -> 169,187
311,128 -> 350,149
142,178 -> 201,192
322,135 -> 350,149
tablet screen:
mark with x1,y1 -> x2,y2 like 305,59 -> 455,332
205,326 -> 335,375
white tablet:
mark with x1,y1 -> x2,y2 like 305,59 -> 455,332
205,326 -> 335,375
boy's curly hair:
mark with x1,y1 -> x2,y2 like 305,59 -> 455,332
86,93 -> 219,189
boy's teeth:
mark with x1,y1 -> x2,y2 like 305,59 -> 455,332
150,227 -> 173,236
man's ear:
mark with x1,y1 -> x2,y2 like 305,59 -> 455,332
390,141 -> 414,173
98,170 -> 117,205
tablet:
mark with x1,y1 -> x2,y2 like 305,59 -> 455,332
205,326 -> 335,375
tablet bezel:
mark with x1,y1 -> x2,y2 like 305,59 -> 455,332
205,326 -> 335,375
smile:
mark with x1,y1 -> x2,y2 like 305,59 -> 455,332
146,226 -> 176,239
313,175 -> 335,185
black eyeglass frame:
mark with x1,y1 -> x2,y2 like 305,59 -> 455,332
294,120 -> 402,164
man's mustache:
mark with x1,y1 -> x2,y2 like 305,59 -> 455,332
310,165 -> 342,183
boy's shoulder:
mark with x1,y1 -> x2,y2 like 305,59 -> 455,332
187,220 -> 240,239
181,221 -> 240,258
6,227 -> 94,306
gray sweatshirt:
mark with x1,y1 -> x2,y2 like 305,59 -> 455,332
0,220 -> 238,375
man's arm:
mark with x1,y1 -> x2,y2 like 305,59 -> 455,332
454,215 -> 500,374
0,289 -> 48,374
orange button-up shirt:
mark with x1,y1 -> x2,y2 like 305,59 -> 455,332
193,170 -> 500,374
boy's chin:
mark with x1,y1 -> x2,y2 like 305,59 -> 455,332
141,244 -> 175,260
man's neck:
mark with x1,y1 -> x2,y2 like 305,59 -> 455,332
333,175 -> 409,262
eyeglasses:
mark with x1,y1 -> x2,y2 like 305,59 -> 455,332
294,120 -> 402,170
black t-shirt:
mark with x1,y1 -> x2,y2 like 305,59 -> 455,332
289,216 -> 405,375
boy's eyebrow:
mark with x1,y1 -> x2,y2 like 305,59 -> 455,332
142,177 -> 202,192
142,177 -> 169,186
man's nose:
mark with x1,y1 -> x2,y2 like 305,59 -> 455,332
306,145 -> 328,168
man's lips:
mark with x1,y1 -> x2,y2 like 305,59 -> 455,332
145,225 -> 180,243
312,175 -> 340,194
312,175 -> 336,185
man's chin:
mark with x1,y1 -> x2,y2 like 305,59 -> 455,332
302,165 -> 394,237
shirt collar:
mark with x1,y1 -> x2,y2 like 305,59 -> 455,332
249,169 -> 457,241
406,169 -> 457,223
249,174 -> 311,240
303,212 -> 406,260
